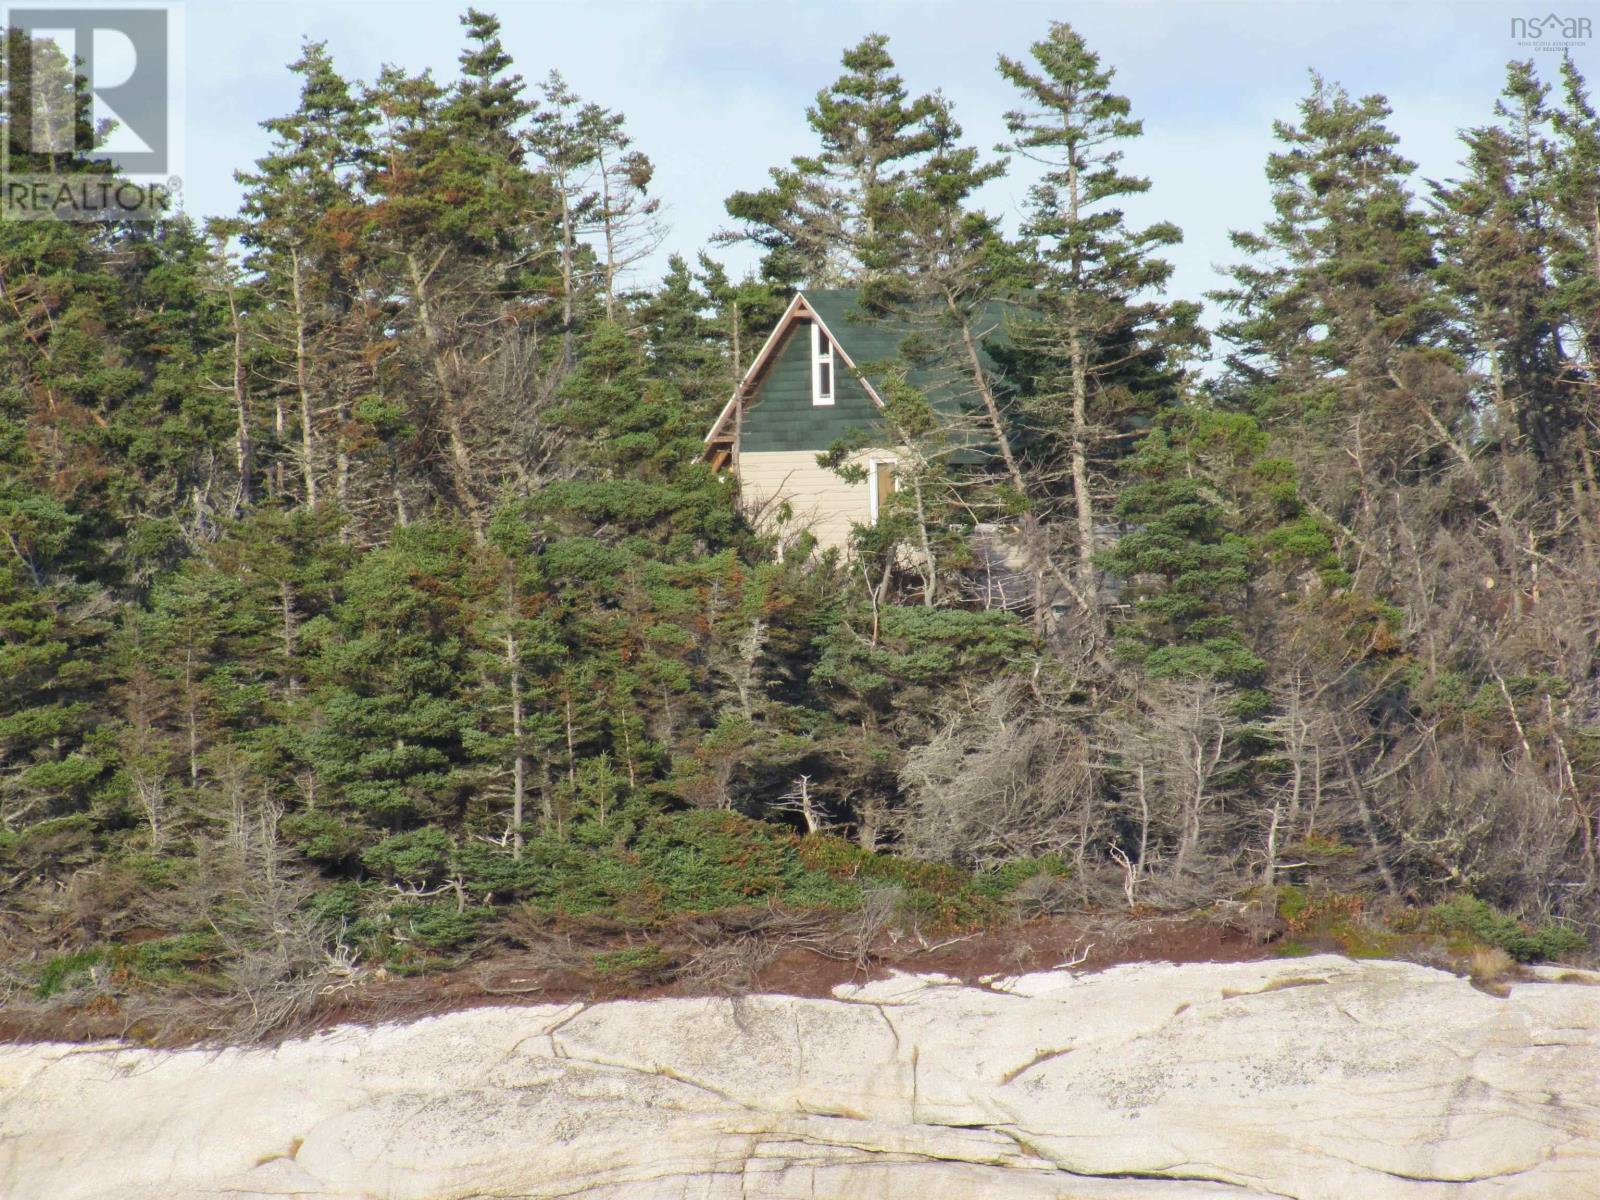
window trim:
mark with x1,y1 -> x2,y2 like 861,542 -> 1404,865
811,321 -> 835,406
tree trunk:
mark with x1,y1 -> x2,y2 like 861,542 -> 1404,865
334,394 -> 351,520
406,251 -> 486,542
556,168 -> 577,369
507,630 -> 525,859
185,648 -> 201,787
909,471 -> 937,606
598,149 -> 617,322
225,279 -> 252,511
947,291 -> 1027,497
290,250 -> 318,509
1067,306 -> 1097,600
279,580 -> 299,695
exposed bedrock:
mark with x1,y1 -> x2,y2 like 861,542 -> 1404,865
4,955 -> 1600,1199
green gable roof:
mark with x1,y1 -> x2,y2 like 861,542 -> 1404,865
801,288 -> 1015,460
706,287 -> 1019,460
736,307 -> 885,455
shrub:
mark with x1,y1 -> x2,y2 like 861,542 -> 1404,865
281,810 -> 365,864
35,949 -> 105,998
391,902 -> 493,951
1429,895 -> 1587,963
4,815 -> 96,873
590,944 -> 670,985
973,855 -> 1072,900
362,828 -> 456,886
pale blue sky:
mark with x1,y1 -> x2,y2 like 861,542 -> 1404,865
177,0 -> 1598,318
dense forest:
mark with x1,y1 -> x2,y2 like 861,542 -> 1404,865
4,13 -> 1599,1034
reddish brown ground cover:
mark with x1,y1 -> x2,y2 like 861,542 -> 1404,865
0,913 -> 1278,1048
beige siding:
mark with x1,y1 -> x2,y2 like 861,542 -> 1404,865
738,449 -> 895,553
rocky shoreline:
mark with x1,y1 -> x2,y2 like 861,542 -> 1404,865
4,955 -> 1600,1199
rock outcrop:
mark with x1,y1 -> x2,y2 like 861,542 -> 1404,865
4,955 -> 1600,1199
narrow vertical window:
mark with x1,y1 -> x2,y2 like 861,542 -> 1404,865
869,459 -> 896,524
812,321 -> 835,406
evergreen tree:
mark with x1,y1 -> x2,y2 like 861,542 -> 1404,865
300,523 -> 484,835
1214,77 -> 1446,455
576,101 -> 664,321
1551,57 -> 1600,399
721,34 -> 938,286
858,93 -> 1031,516
0,485 -> 118,832
999,21 -> 1203,599
363,15 -> 552,536
1096,415 -> 1266,685
1432,61 -> 1574,461
236,41 -> 373,511
529,70 -> 599,367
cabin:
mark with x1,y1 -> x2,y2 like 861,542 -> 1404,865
702,288 -> 999,552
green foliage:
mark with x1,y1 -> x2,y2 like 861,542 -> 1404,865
35,932 -> 228,998
362,828 -> 457,886
35,949 -> 105,999
125,933 -> 224,981
423,811 -> 999,932
722,33 -> 939,285
590,944 -> 670,984
972,855 -> 1073,900
1428,896 -> 1587,963
1,815 -> 97,873
1098,425 -> 1264,683
390,903 -> 494,953
511,811 -> 856,919
281,811 -> 366,865
815,607 -> 1035,716
1275,883 -> 1311,927
7,26 -> 1600,1015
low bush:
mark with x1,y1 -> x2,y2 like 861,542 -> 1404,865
35,949 -> 105,999
1428,895 -> 1587,963
590,944 -> 671,985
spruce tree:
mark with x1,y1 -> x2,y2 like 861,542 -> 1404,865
721,34 -> 938,286
1551,57 -> 1600,393
1213,75 -> 1448,523
300,523 -> 484,835
236,41 -> 373,511
1432,61 -> 1574,461
529,71 -> 599,367
576,102 -> 664,321
999,21 -> 1202,600
868,94 -> 1029,502
364,14 -> 552,535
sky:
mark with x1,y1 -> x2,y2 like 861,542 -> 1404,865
167,0 -> 1597,322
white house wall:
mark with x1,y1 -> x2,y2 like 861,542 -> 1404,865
737,449 -> 895,553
